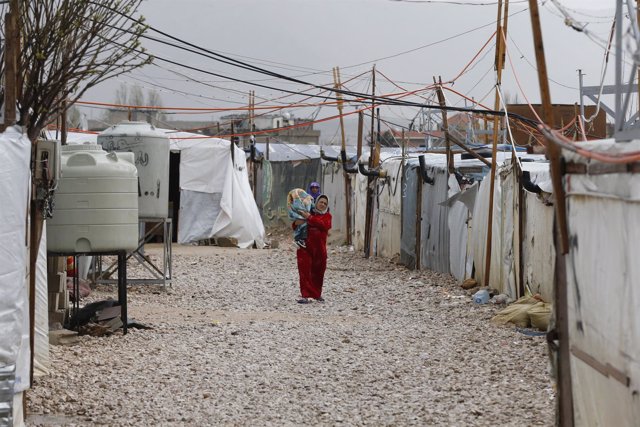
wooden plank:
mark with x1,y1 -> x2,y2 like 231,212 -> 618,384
571,345 -> 630,387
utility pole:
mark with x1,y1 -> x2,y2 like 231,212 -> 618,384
529,0 -> 573,425
434,77 -> 454,173
484,0 -> 509,287
333,66 -> 352,245
364,65 -> 376,258
249,90 -> 255,147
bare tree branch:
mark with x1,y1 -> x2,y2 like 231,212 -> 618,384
0,0 -> 152,141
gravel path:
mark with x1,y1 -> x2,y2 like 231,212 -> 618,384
27,239 -> 555,426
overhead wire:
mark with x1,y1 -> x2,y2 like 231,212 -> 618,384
73,2 -> 549,140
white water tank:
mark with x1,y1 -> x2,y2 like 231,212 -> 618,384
98,121 -> 170,218
47,144 -> 139,252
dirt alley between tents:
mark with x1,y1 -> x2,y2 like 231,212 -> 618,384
27,235 -> 555,426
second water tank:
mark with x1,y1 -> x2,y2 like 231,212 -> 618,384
98,121 -> 170,218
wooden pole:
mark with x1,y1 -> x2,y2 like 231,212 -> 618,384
357,111 -> 364,160
364,66 -> 376,258
230,122 -> 235,166
434,78 -> 454,173
528,1 -> 573,425
401,129 -> 406,250
333,67 -> 352,245
61,99 -> 68,145
448,132 -> 491,167
484,0 -> 508,287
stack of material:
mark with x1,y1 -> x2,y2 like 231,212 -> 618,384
47,256 -> 68,326
78,305 -> 122,337
67,300 -> 122,337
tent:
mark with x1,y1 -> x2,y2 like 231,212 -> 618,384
168,132 -> 264,248
0,126 -> 32,425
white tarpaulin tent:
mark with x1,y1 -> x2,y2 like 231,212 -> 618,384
168,133 -> 265,248
0,126 -> 31,425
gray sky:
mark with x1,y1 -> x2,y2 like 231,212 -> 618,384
83,0 -> 619,142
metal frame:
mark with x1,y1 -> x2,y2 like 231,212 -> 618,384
96,217 -> 172,287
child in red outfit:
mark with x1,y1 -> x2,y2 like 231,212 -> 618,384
294,194 -> 332,303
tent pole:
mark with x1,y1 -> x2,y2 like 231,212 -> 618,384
484,0 -> 508,287
528,0 -> 573,425
333,67 -> 352,245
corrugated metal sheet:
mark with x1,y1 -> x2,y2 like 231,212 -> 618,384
419,163 -> 450,273
373,158 -> 403,259
400,164 -> 419,269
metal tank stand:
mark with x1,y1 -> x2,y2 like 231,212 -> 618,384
96,217 -> 172,287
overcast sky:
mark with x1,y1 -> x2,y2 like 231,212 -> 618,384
83,0 -> 621,142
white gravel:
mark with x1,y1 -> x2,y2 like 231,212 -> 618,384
27,237 -> 555,426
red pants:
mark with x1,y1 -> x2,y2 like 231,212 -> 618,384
297,246 -> 326,299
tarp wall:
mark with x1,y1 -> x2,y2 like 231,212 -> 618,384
372,157 -> 403,259
521,191 -> 554,301
492,164 -> 517,297
0,127 -> 31,396
259,158 -> 321,229
564,174 -> 640,425
352,172 -> 370,252
35,223 -> 50,377
170,137 -> 265,248
320,161 -> 354,244
447,175 -> 471,281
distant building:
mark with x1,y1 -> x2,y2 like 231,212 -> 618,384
382,113 -> 482,149
219,113 -> 320,146
87,109 -> 320,145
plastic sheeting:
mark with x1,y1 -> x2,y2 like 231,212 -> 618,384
170,137 -> 265,248
372,157 -> 403,259
0,127 -> 31,393
352,171 -> 370,252
257,158 -> 321,229
447,175 -> 470,281
491,164 -> 517,298
34,223 -> 50,377
320,161 -> 355,244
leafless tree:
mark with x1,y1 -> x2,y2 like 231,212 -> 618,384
104,82 -> 165,125
0,0 -> 152,141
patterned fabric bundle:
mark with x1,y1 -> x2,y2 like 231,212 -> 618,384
287,188 -> 314,220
